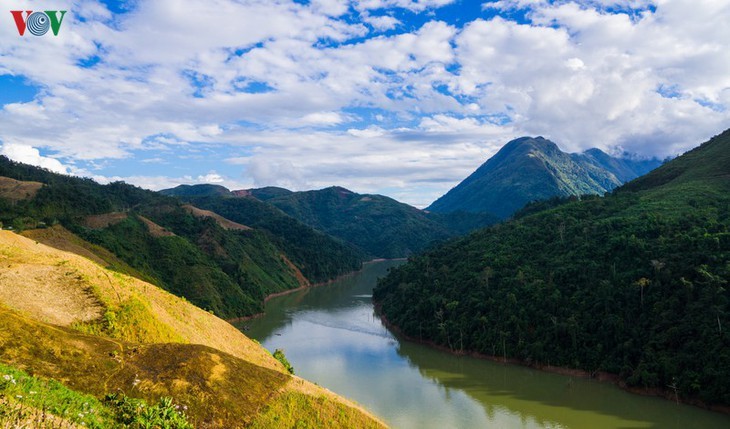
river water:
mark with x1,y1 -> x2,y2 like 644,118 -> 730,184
239,260 -> 730,429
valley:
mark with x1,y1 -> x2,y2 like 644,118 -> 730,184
0,129 -> 727,428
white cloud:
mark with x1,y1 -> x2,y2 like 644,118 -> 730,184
355,0 -> 456,12
0,143 -> 71,174
0,0 -> 728,206
363,14 -> 401,31
197,172 -> 225,183
298,112 -> 346,126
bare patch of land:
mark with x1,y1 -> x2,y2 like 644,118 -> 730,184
183,205 -> 252,231
0,176 -> 43,202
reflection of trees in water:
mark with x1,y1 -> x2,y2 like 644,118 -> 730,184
389,334 -> 702,429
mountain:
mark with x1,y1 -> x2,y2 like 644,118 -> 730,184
165,184 -> 497,259
160,183 -> 231,197
0,230 -> 385,428
375,130 -> 730,407
247,186 -> 294,200
249,186 -> 458,259
171,193 -> 368,280
427,136 -> 662,218
0,156 -> 361,319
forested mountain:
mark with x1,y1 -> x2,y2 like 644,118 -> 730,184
427,136 -> 662,218
375,130 -> 730,407
0,157 -> 361,318
165,184 -> 498,259
251,186 -> 454,258
171,194 -> 367,281
160,183 -> 231,197
251,186 -> 501,258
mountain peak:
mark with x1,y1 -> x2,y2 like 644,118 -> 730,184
160,184 -> 231,197
427,137 -> 662,218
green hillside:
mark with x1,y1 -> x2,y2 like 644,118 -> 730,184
374,130 -> 730,407
0,156 -> 360,318
254,186 -> 456,259
180,194 -> 365,282
166,184 -> 496,259
427,137 -> 662,218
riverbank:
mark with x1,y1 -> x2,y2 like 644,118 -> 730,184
374,304 -> 730,416
228,258 -> 406,324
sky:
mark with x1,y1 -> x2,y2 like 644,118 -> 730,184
0,0 -> 728,207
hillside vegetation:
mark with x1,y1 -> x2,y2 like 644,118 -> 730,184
375,130 -> 730,407
427,136 -> 662,218
250,186 -> 498,258
0,156 -> 362,318
179,194 -> 365,281
251,186 -> 454,258
0,231 -> 386,428
165,184 -> 497,259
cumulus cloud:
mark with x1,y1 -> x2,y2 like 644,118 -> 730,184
0,0 -> 728,206
0,143 -> 71,174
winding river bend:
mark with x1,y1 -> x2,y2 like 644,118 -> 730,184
238,260 -> 730,429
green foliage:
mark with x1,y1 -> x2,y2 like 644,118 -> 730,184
273,349 -> 295,374
184,195 -> 364,282
375,130 -> 730,406
159,184 -> 231,198
427,136 -> 662,218
0,365 -> 193,429
0,363 -> 113,428
104,393 -> 193,429
254,186 -> 457,258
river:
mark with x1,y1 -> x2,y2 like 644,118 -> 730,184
238,260 -> 730,429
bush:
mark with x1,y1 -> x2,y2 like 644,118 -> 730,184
273,349 -> 295,375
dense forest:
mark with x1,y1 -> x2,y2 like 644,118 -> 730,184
375,130 -> 730,406
165,183 -> 497,259
249,186 -> 498,258
0,157 -> 362,318
180,195 -> 365,282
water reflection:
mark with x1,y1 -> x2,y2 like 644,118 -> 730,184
241,261 -> 730,429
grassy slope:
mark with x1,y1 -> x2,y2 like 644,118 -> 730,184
375,130 -> 730,406
0,231 -> 386,428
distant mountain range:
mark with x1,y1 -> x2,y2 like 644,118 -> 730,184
427,136 -> 663,218
162,185 -> 498,259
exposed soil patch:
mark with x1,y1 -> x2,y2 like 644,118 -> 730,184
0,176 -> 43,202
280,254 -> 310,287
0,264 -> 103,326
81,212 -> 129,229
183,205 -> 252,231
22,225 -> 111,267
138,216 -> 176,237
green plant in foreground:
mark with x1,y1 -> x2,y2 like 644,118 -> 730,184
104,393 -> 193,429
0,363 -> 111,428
273,349 -> 295,375
0,363 -> 194,429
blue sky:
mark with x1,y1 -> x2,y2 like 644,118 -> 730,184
0,0 -> 728,207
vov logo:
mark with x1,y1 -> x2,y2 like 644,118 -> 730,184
10,10 -> 67,36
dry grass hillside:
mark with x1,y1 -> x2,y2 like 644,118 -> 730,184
183,204 -> 252,231
82,213 -> 175,238
0,176 -> 43,202
0,230 -> 386,428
